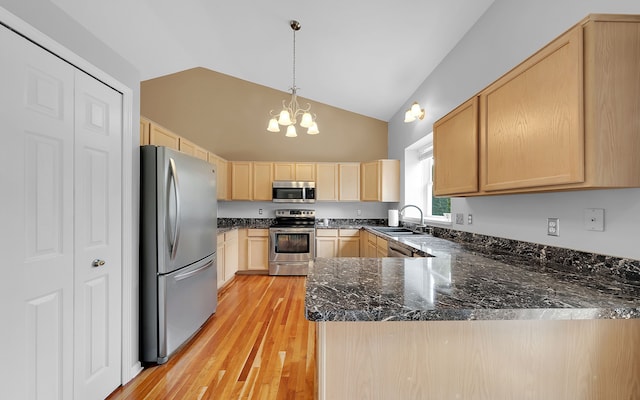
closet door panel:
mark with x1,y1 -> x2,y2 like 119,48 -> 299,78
73,70 -> 123,400
0,24 -> 75,400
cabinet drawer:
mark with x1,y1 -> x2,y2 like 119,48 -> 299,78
316,229 -> 338,237
339,229 -> 360,237
247,228 -> 268,237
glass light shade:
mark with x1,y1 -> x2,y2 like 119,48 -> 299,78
278,109 -> 292,125
285,125 -> 297,137
404,110 -> 416,123
410,102 -> 422,117
267,118 -> 280,132
300,112 -> 313,128
307,122 -> 319,135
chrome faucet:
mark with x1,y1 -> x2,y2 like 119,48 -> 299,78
399,204 -> 425,228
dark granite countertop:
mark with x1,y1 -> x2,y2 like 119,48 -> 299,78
305,228 -> 640,322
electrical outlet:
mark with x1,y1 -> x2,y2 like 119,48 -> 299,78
584,208 -> 604,231
455,213 -> 464,225
258,208 -> 263,215
467,214 -> 473,225
357,209 -> 362,216
547,218 -> 559,236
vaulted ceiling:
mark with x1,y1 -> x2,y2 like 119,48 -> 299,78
51,0 -> 495,121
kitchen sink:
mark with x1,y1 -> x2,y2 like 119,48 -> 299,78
370,227 -> 424,235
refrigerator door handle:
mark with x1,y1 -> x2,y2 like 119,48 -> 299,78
174,259 -> 214,281
168,157 -> 182,260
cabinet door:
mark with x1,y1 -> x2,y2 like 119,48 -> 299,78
209,153 -> 229,201
273,162 -> 295,181
224,230 -> 239,280
140,118 -> 150,145
376,237 -> 388,257
149,123 -> 179,150
316,163 -> 339,201
338,238 -> 360,257
360,161 -> 379,201
434,97 -> 479,196
316,237 -> 338,258
316,229 -> 338,258
178,137 -> 195,155
253,162 -> 273,200
246,229 -> 269,271
480,26 -> 584,192
193,146 -> 208,161
216,234 -> 225,288
295,163 -> 316,181
338,163 -> 360,201
231,161 -> 252,200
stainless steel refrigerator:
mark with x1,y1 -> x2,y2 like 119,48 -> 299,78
140,145 -> 217,364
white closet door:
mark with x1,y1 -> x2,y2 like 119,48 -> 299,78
0,23 -> 123,400
73,71 -> 122,399
0,24 -> 75,400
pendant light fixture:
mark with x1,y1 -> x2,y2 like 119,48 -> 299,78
267,20 -> 319,137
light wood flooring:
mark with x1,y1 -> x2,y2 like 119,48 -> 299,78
107,275 -> 316,399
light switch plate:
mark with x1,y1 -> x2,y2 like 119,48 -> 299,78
584,208 -> 604,231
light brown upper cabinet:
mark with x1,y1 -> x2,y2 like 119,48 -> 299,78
295,163 -> 316,181
149,121 -> 180,150
179,137 -> 208,161
360,160 -> 400,202
273,162 -> 295,181
434,14 -> 640,196
140,117 -> 150,145
208,152 -> 229,200
252,162 -> 273,201
433,97 -> 479,196
231,161 -> 252,200
273,162 -> 316,181
338,163 -> 361,201
316,163 -> 339,201
231,161 -> 273,201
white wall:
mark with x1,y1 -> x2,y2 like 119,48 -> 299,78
219,201 -> 389,220
388,0 -> 640,260
0,0 -> 143,382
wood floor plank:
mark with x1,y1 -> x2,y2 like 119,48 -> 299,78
107,275 -> 316,400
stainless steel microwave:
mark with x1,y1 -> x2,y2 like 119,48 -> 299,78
272,181 -> 316,203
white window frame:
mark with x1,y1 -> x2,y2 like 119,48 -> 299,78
404,133 -> 450,225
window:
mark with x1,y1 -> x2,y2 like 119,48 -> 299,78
404,133 -> 450,223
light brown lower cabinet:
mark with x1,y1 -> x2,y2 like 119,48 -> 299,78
246,228 -> 269,271
316,319 -> 640,400
337,229 -> 360,257
217,229 -> 238,288
316,229 -> 339,258
375,236 -> 388,257
316,229 -> 360,258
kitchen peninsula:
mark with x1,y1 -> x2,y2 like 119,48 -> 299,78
305,231 -> 640,399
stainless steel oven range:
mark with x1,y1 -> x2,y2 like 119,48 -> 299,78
269,209 -> 316,276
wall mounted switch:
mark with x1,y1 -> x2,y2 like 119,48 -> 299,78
584,208 -> 604,231
547,218 -> 559,236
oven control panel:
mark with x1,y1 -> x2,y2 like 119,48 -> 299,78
275,209 -> 316,218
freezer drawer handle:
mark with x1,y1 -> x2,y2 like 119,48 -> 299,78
92,259 -> 106,267
174,259 -> 214,281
